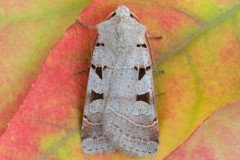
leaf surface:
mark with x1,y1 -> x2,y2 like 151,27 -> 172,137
0,0 -> 91,134
0,0 -> 240,159
164,99 -> 240,160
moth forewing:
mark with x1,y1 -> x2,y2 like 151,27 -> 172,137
81,6 -> 159,157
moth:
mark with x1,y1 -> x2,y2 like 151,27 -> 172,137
77,6 -> 159,157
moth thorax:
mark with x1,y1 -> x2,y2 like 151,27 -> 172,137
115,46 -> 130,55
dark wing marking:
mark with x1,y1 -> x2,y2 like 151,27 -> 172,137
146,66 -> 151,71
91,63 -> 96,69
90,90 -> 104,103
136,44 -> 147,48
138,68 -> 146,80
96,42 -> 105,47
142,44 -> 147,48
136,92 -> 150,104
136,66 -> 151,80
95,67 -> 103,79
130,13 -> 134,18
91,63 -> 103,79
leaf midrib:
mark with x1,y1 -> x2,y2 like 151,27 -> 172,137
158,3 -> 240,64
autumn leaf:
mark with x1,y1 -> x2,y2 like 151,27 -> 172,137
0,0 -> 91,134
164,99 -> 240,160
0,0 -> 240,160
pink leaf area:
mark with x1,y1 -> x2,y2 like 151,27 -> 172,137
165,99 -> 240,160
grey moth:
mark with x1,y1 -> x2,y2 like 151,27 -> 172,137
78,6 -> 159,157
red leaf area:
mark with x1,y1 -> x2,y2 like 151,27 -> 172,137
0,19 -> 94,160
165,99 -> 240,160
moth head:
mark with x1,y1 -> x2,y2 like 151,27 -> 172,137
116,6 -> 130,18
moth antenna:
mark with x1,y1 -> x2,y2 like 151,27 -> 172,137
147,34 -> 163,39
76,18 -> 97,29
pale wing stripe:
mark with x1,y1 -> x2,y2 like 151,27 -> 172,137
108,107 -> 157,128
83,117 -> 102,125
